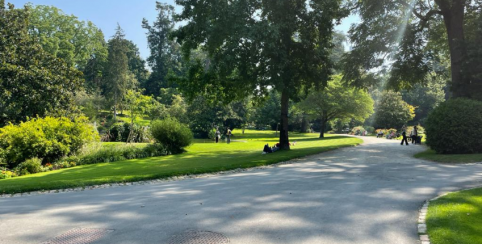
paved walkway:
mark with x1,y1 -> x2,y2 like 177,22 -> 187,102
1,137 -> 482,244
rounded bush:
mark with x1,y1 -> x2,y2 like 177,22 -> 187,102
0,116 -> 99,168
426,98 -> 482,154
150,118 -> 193,154
15,158 -> 42,176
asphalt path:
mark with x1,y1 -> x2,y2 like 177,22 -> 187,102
1,136 -> 481,244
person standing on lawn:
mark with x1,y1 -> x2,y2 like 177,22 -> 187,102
226,128 -> 232,144
215,128 -> 221,143
401,126 -> 409,146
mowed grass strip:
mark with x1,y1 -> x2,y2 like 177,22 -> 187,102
427,187 -> 482,244
0,131 -> 361,194
415,149 -> 482,164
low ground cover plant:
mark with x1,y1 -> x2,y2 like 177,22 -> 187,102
59,143 -> 165,166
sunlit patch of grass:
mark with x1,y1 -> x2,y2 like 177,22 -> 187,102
0,130 -> 361,194
427,187 -> 482,244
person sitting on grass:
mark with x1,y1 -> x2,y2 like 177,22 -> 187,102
263,144 -> 273,154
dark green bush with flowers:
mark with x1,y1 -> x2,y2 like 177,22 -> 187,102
0,116 -> 99,168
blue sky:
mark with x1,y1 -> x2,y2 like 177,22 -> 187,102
9,0 -> 359,60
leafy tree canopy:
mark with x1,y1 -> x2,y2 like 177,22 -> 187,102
25,3 -> 107,70
343,0 -> 482,99
0,1 -> 83,126
373,90 -> 415,129
401,76 -> 446,125
172,0 -> 349,149
299,75 -> 374,137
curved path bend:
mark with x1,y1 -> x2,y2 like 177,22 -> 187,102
1,137 -> 482,244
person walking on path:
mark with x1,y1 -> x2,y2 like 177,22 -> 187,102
215,128 -> 221,143
401,126 -> 409,146
226,128 -> 232,144
411,126 -> 418,144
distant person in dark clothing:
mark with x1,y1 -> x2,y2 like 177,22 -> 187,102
226,128 -> 232,144
401,126 -> 409,146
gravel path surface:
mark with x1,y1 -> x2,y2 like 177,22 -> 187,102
1,136 -> 481,244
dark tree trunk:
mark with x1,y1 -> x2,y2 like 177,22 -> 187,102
319,111 -> 327,138
439,0 -> 469,98
279,88 -> 290,150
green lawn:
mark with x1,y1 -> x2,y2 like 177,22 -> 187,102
427,187 -> 482,244
116,115 -> 151,126
0,130 -> 362,194
415,149 -> 482,164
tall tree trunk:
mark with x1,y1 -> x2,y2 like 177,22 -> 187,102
440,0 -> 469,98
279,88 -> 290,150
319,111 -> 327,138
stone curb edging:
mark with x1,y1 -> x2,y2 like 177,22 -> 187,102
417,185 -> 482,244
0,154 -> 321,199
418,201 -> 430,244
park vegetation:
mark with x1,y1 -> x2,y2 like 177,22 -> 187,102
0,0 -> 481,179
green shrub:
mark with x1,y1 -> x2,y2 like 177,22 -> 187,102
0,116 -> 99,168
0,169 -> 16,179
15,158 -> 42,176
150,118 -> 193,154
426,98 -> 482,154
108,123 -> 151,143
208,129 -> 216,140
351,126 -> 366,135
365,126 -> 375,134
60,143 -> 165,166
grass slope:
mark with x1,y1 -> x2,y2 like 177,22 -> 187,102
0,130 -> 361,194
427,187 -> 482,244
415,149 -> 482,164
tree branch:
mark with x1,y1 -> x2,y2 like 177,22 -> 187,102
396,0 -> 442,26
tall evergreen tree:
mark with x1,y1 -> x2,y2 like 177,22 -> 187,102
105,24 -> 129,120
142,2 -> 180,96
125,40 -> 149,88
